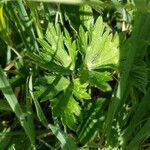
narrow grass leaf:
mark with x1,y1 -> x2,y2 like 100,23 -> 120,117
0,67 -> 35,144
126,119 -> 150,150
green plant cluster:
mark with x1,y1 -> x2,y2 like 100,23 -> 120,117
0,0 -> 150,150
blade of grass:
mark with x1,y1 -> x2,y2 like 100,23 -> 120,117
104,0 -> 150,143
123,86 -> 150,147
15,0 -> 39,52
4,3 -> 30,50
0,127 -> 12,150
126,119 -> 150,150
0,67 -> 35,146
26,1 -> 44,39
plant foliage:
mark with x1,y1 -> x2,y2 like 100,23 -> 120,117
0,0 -> 150,149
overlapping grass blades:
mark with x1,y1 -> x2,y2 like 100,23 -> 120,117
104,0 -> 150,146
0,67 -> 35,145
77,99 -> 105,144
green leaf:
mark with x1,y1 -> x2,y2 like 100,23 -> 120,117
81,16 -> 119,70
51,83 -> 73,117
34,75 -> 70,102
64,28 -> 77,70
80,70 -> 112,91
29,75 -> 77,149
27,52 -> 71,75
44,23 -> 72,68
78,26 -> 88,56
73,78 -> 91,100
62,96 -> 81,130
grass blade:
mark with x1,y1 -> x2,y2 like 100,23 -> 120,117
0,67 -> 35,145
